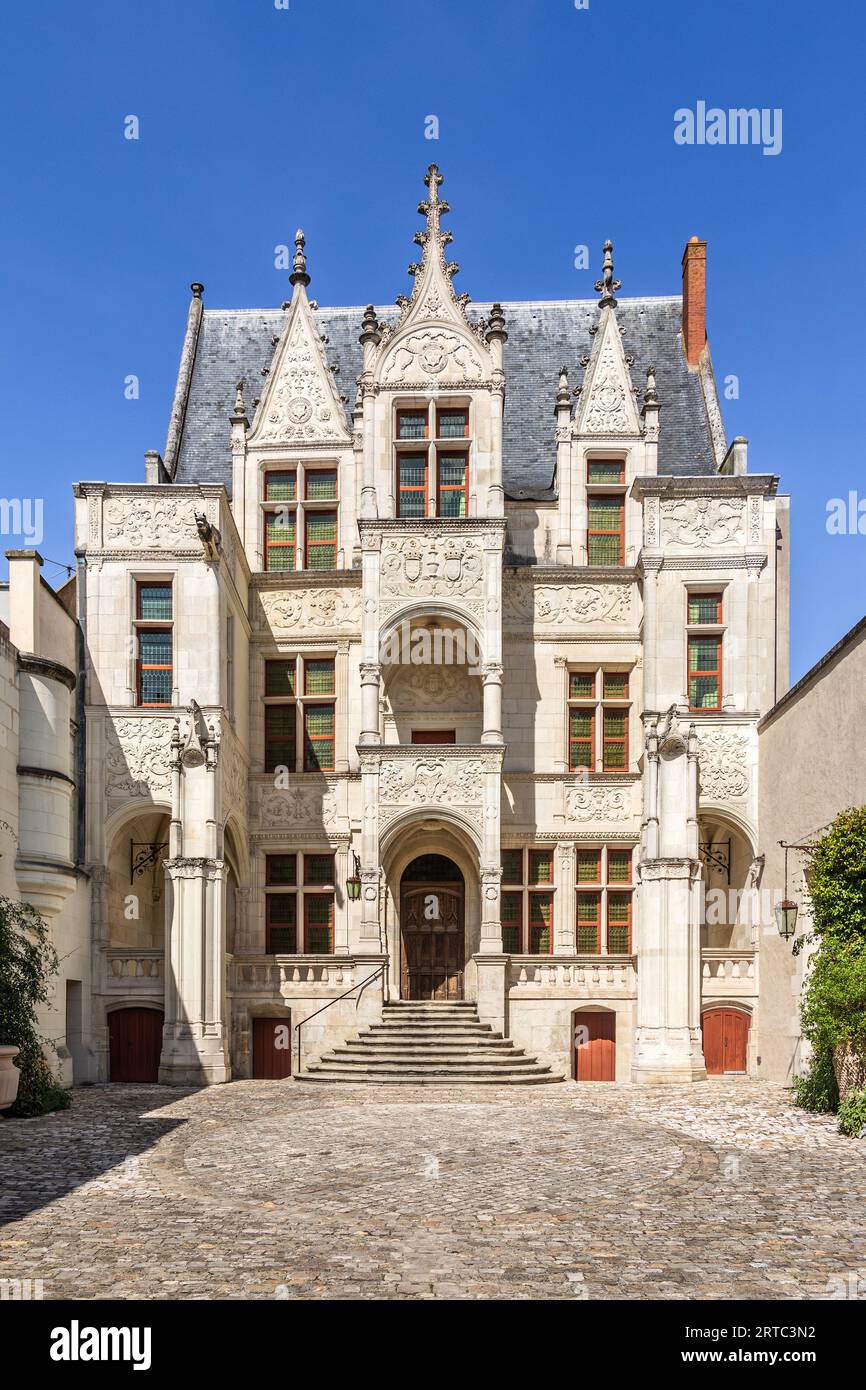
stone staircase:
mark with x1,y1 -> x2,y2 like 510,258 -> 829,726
300,1000 -> 563,1085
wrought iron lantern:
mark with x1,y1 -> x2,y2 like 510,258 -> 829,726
346,851 -> 362,902
774,899 -> 799,940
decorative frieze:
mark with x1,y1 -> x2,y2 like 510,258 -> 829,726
255,587 -> 361,634
503,580 -> 633,628
102,497 -> 199,549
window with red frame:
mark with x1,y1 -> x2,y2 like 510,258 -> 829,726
135,582 -> 173,706
397,454 -> 427,517
575,846 -> 634,955
568,669 -> 631,772
264,852 -> 335,954
587,496 -> 624,566
499,848 -> 554,954
688,635 -> 722,710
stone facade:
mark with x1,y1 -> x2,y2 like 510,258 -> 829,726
0,552 -> 90,1085
55,165 -> 793,1085
757,615 -> 866,1083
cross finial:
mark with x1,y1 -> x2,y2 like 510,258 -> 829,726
289,228 -> 310,287
595,239 -> 622,306
418,163 -> 450,239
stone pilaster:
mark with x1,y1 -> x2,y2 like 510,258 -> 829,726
159,856 -> 231,1085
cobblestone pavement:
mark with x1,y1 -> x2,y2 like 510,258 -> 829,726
1,1080 -> 865,1300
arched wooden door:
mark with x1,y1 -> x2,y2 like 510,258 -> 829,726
573,1010 -> 616,1081
400,857 -> 465,1000
702,1007 -> 749,1075
109,1007 -> 163,1082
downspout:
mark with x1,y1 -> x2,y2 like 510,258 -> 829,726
74,552 -> 87,868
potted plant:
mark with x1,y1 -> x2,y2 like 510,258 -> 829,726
0,1044 -> 20,1111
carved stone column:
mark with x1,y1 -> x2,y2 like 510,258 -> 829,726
480,662 -> 503,745
159,857 -> 231,1085
359,662 -> 381,745
555,841 -> 575,954
632,713 -> 706,1083
640,554 -> 663,714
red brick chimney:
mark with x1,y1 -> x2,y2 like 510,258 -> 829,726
681,236 -> 707,367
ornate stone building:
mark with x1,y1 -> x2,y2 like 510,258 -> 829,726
70,165 -> 791,1085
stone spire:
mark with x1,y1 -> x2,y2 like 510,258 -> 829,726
595,239 -> 621,307
289,228 -> 310,287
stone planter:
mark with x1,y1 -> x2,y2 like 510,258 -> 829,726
0,1046 -> 21,1112
833,1043 -> 866,1103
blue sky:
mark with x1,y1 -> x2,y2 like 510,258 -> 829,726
1,0 -> 863,681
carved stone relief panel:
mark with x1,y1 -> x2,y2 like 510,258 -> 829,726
696,727 -> 750,800
254,780 -> 339,830
502,581 -> 633,628
378,756 -> 484,809
105,718 -> 174,801
660,498 -> 746,549
381,328 -> 484,386
102,497 -> 199,549
379,535 -> 484,619
564,784 -> 632,823
256,587 -> 361,634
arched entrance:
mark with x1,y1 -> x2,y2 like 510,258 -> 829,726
400,855 -> 465,1000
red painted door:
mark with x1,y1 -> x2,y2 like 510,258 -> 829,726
411,730 -> 456,744
702,1008 -> 749,1074
108,1008 -> 163,1082
573,1011 -> 616,1081
252,1017 -> 293,1079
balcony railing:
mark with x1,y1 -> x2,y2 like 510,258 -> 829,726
104,948 -> 164,993
701,947 -> 758,998
230,956 -> 361,994
507,955 -> 636,996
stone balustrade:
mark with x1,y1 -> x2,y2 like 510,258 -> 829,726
230,956 -> 360,993
507,955 -> 636,996
104,948 -> 164,993
701,947 -> 758,998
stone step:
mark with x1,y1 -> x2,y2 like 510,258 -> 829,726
307,1061 -> 556,1079
324,1050 -> 536,1067
336,1039 -> 519,1054
298,996 -> 561,1085
299,1072 -> 562,1086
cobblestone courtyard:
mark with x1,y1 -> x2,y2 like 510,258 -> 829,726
1,1080 -> 864,1300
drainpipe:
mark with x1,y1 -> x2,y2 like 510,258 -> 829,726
74,551 -> 87,868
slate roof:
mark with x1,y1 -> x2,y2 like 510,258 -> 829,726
172,295 -> 720,499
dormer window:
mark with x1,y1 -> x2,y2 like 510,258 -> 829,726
586,458 -> 626,566
263,465 -> 338,571
395,403 -> 470,518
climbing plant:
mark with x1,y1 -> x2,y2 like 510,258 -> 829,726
794,808 -> 866,1119
0,895 -> 71,1117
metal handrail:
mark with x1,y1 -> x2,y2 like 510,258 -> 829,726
295,959 -> 388,1072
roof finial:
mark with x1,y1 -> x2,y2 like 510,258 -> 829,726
289,228 -> 310,287
418,163 -> 450,242
595,240 -> 621,306
232,378 -> 247,420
